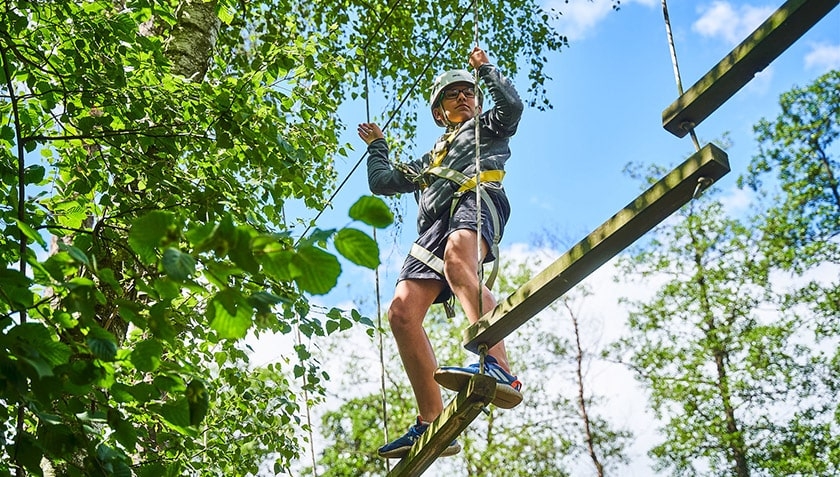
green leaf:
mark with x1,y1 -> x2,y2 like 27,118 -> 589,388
0,268 -> 34,309
136,464 -> 167,477
15,219 -> 47,249
148,301 -> 176,342
208,289 -> 253,339
108,408 -> 138,451
153,277 -> 182,300
127,382 -> 157,404
128,211 -> 176,264
153,374 -> 186,393
186,379 -> 210,426
1,124 -> 14,141
23,164 -> 46,184
247,291 -> 287,314
86,326 -> 117,361
97,268 -> 122,291
110,383 -> 136,403
159,398 -> 188,427
162,247 -> 195,281
58,242 -> 90,265
348,195 -> 394,228
39,423 -> 78,458
334,227 -> 380,269
258,242 -> 293,281
229,227 -> 259,274
39,340 -> 73,367
291,245 -> 340,295
130,339 -> 163,372
218,3 -> 235,24
18,355 -> 55,379
16,432 -> 43,474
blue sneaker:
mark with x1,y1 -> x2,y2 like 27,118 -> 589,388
435,355 -> 523,409
378,416 -> 461,459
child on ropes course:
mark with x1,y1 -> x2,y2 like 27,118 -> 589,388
358,46 -> 523,459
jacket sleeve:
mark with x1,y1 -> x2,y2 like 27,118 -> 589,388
478,64 -> 524,137
366,138 -> 421,196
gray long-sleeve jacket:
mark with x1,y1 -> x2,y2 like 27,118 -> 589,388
366,64 -> 523,234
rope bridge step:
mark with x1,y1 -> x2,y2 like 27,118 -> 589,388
464,143 -> 730,354
662,0 -> 839,138
387,374 -> 497,477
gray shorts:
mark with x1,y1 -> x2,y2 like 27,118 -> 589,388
398,189 -> 510,304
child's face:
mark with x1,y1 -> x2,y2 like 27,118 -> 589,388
436,82 -> 478,124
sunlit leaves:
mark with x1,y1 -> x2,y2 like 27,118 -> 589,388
15,219 -> 47,249
334,228 -> 379,269
129,211 -> 177,264
208,289 -> 253,339
348,195 -> 393,228
291,245 -> 340,295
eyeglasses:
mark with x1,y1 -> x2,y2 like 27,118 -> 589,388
442,87 -> 475,100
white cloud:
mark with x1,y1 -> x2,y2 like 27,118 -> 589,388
804,42 -> 840,72
545,0 -> 656,42
719,183 -> 755,214
692,1 -> 775,45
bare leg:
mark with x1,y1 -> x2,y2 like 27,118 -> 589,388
443,229 -> 512,373
388,279 -> 446,422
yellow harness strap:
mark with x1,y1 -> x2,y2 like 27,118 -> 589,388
456,170 -> 505,193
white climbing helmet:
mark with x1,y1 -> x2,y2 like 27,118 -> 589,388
429,69 -> 482,126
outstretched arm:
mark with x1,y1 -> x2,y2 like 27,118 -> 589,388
358,122 -> 417,195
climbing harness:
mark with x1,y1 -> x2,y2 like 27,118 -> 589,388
405,119 -> 506,298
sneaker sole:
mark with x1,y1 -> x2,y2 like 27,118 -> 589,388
434,369 -> 523,409
378,442 -> 461,459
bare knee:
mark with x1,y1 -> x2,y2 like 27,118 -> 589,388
387,297 -> 420,333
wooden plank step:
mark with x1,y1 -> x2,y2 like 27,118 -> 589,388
662,0 -> 839,137
464,143 -> 730,353
387,374 -> 497,477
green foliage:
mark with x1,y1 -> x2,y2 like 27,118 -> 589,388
742,69 -> 840,272
0,0 -> 572,473
615,76 -> 840,476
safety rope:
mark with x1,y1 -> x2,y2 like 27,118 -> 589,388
661,0 -> 711,210
364,49 -> 392,473
661,0 -> 701,153
295,325 -> 318,476
472,0 -> 485,328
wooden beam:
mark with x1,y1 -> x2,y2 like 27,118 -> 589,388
464,143 -> 730,353
662,0 -> 839,137
387,374 -> 496,477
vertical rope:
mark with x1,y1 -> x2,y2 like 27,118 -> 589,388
364,51 -> 391,472
296,326 -> 318,476
661,0 -> 701,152
473,0 -> 484,321
661,0 -> 711,217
